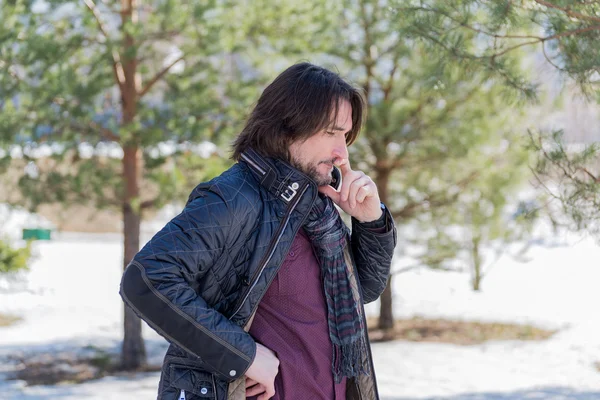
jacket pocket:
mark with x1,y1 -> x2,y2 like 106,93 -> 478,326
170,364 -> 216,399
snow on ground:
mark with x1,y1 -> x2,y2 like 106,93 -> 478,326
0,205 -> 55,242
1,211 -> 600,399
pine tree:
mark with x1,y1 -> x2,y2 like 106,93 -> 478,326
320,0 -> 534,330
0,0 -> 257,369
400,0 -> 600,238
239,0 -> 537,331
419,132 -> 538,291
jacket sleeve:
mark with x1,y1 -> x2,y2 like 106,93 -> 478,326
350,205 -> 397,303
119,190 -> 256,382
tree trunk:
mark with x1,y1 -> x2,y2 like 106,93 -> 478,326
120,146 -> 146,369
120,0 -> 145,370
378,275 -> 394,330
471,235 -> 482,291
374,166 -> 395,331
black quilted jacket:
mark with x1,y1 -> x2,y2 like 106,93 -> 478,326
120,148 -> 397,400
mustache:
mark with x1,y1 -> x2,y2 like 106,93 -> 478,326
318,159 -> 337,166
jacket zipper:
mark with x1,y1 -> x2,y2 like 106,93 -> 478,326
240,153 -> 266,174
230,184 -> 311,319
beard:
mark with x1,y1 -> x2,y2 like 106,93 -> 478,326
290,157 -> 333,187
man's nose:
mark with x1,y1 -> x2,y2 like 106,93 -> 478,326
333,137 -> 349,161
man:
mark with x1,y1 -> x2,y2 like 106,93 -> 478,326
120,62 -> 396,400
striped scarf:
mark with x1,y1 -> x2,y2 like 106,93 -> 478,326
303,194 -> 369,383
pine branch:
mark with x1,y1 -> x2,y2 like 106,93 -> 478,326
83,0 -> 126,89
405,5 -> 545,40
392,171 -> 480,220
410,10 -> 600,64
141,30 -> 182,42
392,151 -> 447,170
12,98 -> 120,143
0,60 -> 22,91
536,137 -> 579,184
491,25 -> 600,60
533,0 -> 600,23
419,85 -> 481,132
98,0 -> 124,15
359,0 -> 375,97
541,41 -> 566,72
138,55 -> 185,98
392,84 -> 480,151
46,96 -> 120,142
532,133 -> 600,207
382,52 -> 400,101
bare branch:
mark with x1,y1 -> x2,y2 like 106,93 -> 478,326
83,0 -> 126,88
89,121 -> 120,142
65,119 -> 119,142
391,264 -> 423,275
140,199 -> 155,209
138,55 -> 185,98
392,261 -> 460,275
578,167 -> 600,183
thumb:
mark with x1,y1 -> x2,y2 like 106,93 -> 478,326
318,184 -> 341,204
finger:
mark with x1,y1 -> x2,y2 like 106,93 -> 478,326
258,387 -> 275,400
246,383 -> 267,397
347,175 -> 369,208
245,377 -> 258,388
356,182 -> 375,204
318,184 -> 341,204
339,171 -> 359,203
334,159 -> 355,202
335,158 -> 352,176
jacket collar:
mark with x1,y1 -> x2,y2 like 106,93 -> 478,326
239,148 -> 318,209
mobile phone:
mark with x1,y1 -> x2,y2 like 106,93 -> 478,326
330,166 -> 342,191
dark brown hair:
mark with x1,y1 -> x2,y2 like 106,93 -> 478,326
231,62 -> 365,161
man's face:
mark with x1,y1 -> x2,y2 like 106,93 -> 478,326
289,100 -> 352,186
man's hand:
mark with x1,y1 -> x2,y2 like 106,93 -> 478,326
245,343 -> 280,399
318,159 -> 383,223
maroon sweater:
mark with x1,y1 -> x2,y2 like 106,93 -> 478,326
248,228 -> 346,399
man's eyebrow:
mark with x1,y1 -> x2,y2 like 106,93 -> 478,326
327,125 -> 349,132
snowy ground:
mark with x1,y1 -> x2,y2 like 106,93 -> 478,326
1,210 -> 600,399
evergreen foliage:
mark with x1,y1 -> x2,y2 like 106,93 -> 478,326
401,0 -> 600,239
0,238 -> 31,276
